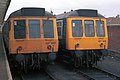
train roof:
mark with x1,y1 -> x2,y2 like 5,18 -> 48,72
57,9 -> 105,19
9,7 -> 54,18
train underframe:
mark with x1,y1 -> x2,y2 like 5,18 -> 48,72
59,49 -> 106,68
9,52 -> 56,71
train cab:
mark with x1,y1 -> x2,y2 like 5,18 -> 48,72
2,8 -> 58,69
56,9 -> 108,67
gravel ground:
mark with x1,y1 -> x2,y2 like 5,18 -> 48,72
12,69 -> 52,80
98,56 -> 120,76
22,70 -> 52,80
47,64 -> 88,80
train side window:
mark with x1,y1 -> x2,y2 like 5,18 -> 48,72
72,20 -> 83,37
28,20 -> 40,38
14,20 -> 26,39
43,20 -> 54,38
84,20 -> 94,37
96,20 -> 105,37
57,21 -> 63,38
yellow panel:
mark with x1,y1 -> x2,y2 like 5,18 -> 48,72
9,39 -> 58,54
9,17 -> 58,54
66,37 -> 108,50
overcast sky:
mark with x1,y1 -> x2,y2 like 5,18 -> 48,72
6,0 -> 120,18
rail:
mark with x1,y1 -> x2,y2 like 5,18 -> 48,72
19,73 -> 24,80
45,69 -> 58,80
76,67 -> 120,80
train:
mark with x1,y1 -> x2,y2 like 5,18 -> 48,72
56,9 -> 108,67
2,8 -> 108,69
2,7 -> 58,70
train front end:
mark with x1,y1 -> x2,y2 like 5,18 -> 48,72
4,8 -> 58,69
57,9 -> 108,67
66,17 -> 108,50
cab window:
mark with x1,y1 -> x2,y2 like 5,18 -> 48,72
96,20 -> 105,37
57,27 -> 62,36
84,20 -> 94,37
14,20 -> 26,39
57,21 -> 63,38
28,20 -> 40,38
72,20 -> 83,37
43,20 -> 54,38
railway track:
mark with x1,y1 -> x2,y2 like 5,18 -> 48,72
19,73 -> 24,80
45,69 -> 58,80
11,70 -> 24,80
12,68 -> 57,80
76,67 -> 120,80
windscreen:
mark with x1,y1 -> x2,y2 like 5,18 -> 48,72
28,20 -> 40,38
84,20 -> 94,37
96,20 -> 105,37
43,20 -> 54,38
14,20 -> 26,39
72,20 -> 83,37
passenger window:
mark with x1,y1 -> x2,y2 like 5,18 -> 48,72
57,21 -> 62,26
72,20 -> 83,37
84,20 -> 94,37
57,21 -> 63,38
57,27 -> 62,36
43,20 -> 54,38
96,20 -> 105,37
28,20 -> 40,38
14,20 -> 26,39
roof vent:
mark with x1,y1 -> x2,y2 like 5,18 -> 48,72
64,11 -> 66,13
51,10 -> 53,14
116,14 -> 120,18
71,9 -> 73,11
21,8 -> 45,16
76,9 -> 98,17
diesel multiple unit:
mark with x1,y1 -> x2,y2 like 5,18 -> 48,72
57,9 -> 108,67
2,8 -> 58,69
2,8 -> 108,69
